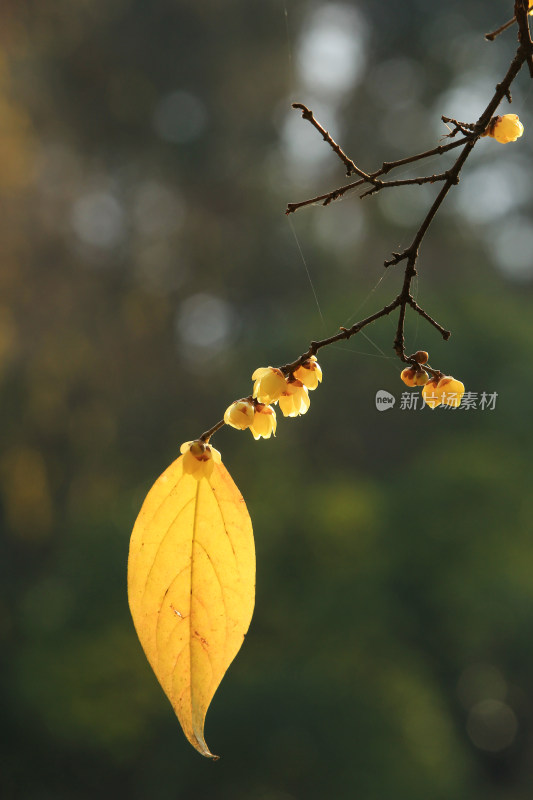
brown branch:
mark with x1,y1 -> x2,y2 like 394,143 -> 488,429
485,0 -> 533,43
285,137 -> 469,215
286,178 -> 365,214
280,297 -> 402,375
360,172 -> 449,199
486,16 -> 516,41
407,297 -> 451,340
441,116 -> 477,136
199,27 -> 531,443
515,0 -> 533,78
291,102 -> 378,183
386,38 -> 528,358
475,43 -> 529,130
199,300 -> 402,442
200,419 -> 226,443
286,32 -> 531,220
378,137 -> 469,174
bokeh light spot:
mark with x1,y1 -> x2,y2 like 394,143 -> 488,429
71,191 -> 125,249
153,90 -> 207,144
175,293 -> 235,360
467,699 -> 517,752
297,4 -> 366,96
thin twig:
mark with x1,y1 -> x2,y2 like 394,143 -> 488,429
200,420 -> 226,442
281,297 -> 401,374
441,116 -> 477,136
286,178 -> 365,214
486,16 -> 516,41
292,102 -> 379,184
378,137 -> 469,174
360,172 -> 449,199
407,297 -> 451,340
285,137 -> 469,215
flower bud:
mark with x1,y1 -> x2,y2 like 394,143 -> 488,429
180,439 -> 222,479
224,399 -> 255,430
414,350 -> 429,364
293,356 -> 323,390
401,367 -> 417,387
487,114 -> 524,144
249,403 -> 277,440
402,366 -> 429,387
252,367 -> 287,404
278,379 -> 310,417
414,369 -> 429,386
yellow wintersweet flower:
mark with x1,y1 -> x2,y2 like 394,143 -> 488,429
180,439 -> 221,479
224,399 -> 255,430
278,379 -> 310,417
252,367 -> 287,404
437,376 -> 465,408
488,114 -> 524,144
293,355 -> 323,390
422,375 -> 465,409
249,403 -> 277,440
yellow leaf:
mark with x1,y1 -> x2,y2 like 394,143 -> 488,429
128,454 -> 255,758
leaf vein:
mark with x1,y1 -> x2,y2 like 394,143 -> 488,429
141,495 -> 195,605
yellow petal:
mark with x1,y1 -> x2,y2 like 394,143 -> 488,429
278,392 -> 296,417
201,455 -> 215,478
180,440 -> 217,479
224,400 -> 254,430
128,455 -> 255,759
182,450 -> 201,475
491,114 -> 524,144
297,387 -> 310,414
251,367 -> 270,381
438,377 -> 465,408
208,445 -> 222,464
249,405 -> 276,439
252,367 -> 287,404
422,379 -> 442,410
293,357 -> 323,390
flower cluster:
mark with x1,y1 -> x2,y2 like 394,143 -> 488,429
400,351 -> 465,410
485,114 -> 524,144
224,398 -> 277,440
223,356 -> 323,441
181,357 -> 323,475
400,350 -> 430,387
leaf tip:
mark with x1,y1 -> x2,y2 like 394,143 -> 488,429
190,729 -> 219,760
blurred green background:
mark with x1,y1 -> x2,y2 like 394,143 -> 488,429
2,1 -> 533,798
